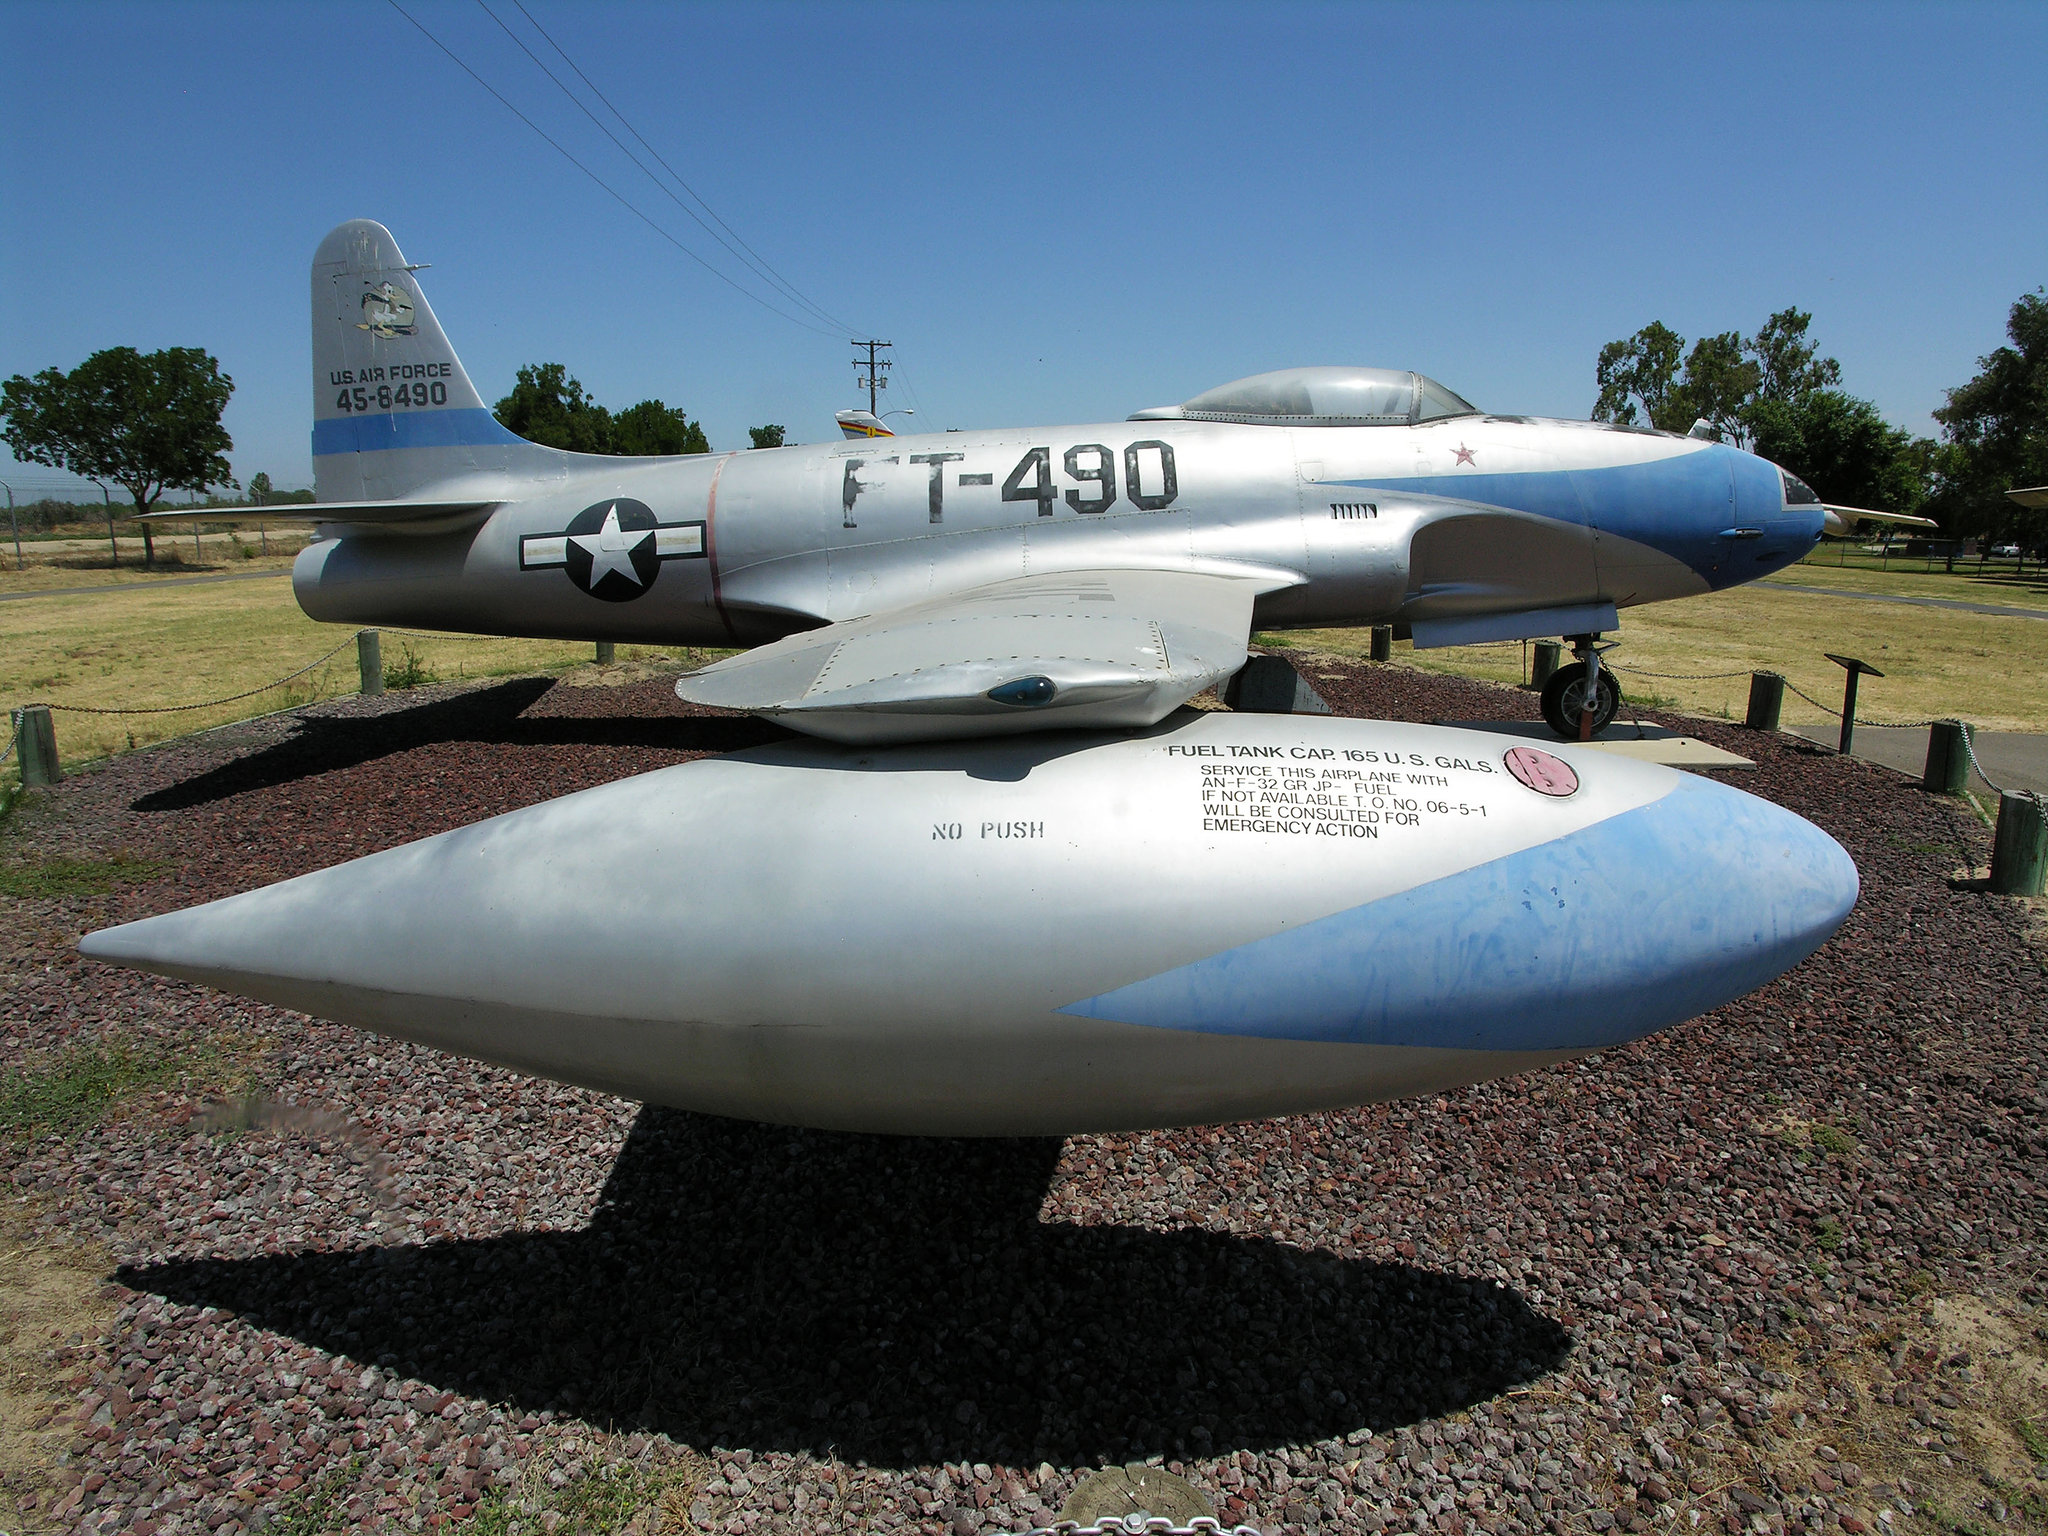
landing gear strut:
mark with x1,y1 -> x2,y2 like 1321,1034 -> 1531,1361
1539,635 -> 1621,740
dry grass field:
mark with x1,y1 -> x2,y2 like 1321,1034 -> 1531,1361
1267,566 -> 2048,733
0,525 -> 313,592
1763,556 -> 2048,611
4,536 -> 2045,779
0,546 -> 694,770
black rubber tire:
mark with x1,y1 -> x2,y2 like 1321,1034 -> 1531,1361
1540,662 -> 1621,739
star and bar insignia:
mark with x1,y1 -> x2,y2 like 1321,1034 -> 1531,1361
519,498 -> 706,603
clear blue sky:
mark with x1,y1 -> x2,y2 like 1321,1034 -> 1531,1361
3,0 -> 2042,496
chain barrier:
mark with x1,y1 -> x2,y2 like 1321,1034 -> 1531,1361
379,627 -> 507,643
1960,725 -> 2010,798
29,635 -> 359,716
0,713 -> 18,768
1605,664 -> 1756,681
1022,1524 -> 1260,1536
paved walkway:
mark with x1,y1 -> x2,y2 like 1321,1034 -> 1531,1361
0,569 -> 290,603
1788,723 -> 2048,797
1765,581 -> 2048,621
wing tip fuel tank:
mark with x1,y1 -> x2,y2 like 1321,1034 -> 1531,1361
79,716 -> 1856,1136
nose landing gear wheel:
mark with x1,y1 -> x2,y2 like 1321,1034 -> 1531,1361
1540,662 -> 1621,739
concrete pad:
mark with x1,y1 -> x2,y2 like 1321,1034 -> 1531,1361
1437,719 -> 1755,769
1787,724 -> 2048,796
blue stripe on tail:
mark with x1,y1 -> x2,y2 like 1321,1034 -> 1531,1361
313,408 -> 524,456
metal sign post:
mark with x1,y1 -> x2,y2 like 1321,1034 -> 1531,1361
1824,653 -> 1883,756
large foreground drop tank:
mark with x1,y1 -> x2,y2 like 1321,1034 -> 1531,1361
80,715 -> 1856,1135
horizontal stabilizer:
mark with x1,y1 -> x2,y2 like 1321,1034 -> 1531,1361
677,566 -> 1296,744
139,499 -> 498,527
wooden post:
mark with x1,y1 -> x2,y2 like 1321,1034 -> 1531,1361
1990,793 -> 2047,896
14,705 -> 60,786
1922,721 -> 1971,795
1745,672 -> 1784,731
1531,640 -> 1562,689
358,630 -> 384,697
1369,625 -> 1392,663
595,641 -> 616,664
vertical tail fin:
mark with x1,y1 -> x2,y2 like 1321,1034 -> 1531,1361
311,220 -> 559,502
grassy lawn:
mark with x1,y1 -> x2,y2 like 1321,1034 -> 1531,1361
0,526 -> 313,593
1764,550 -> 2048,612
5,534 -> 2044,782
1265,574 -> 2048,733
0,572 -> 689,771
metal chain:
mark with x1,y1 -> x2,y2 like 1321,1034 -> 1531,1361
1606,663 -> 1757,681
1775,676 -> 1842,719
379,626 -> 505,643
32,635 -> 359,716
1021,1519 -> 1261,1536
1960,723 -> 2009,798
0,712 -> 19,767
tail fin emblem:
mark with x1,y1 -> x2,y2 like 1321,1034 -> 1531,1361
356,282 -> 417,339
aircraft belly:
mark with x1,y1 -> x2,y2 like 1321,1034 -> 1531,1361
224,977 -> 1580,1136
1398,509 -> 1602,620
1593,528 -> 1712,607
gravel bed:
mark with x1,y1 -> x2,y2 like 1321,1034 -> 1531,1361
3,662 -> 2043,1536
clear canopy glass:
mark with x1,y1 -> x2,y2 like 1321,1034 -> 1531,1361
1131,366 -> 1478,426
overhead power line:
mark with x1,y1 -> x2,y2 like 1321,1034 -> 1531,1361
385,0 -> 844,339
502,0 -> 858,338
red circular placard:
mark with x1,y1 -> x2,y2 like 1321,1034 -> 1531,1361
1503,744 -> 1580,797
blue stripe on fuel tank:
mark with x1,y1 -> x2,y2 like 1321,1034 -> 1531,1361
1059,775 -> 1856,1052
312,408 -> 524,456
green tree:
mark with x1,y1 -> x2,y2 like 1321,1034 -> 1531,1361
1926,289 -> 2048,546
1591,309 -> 1934,515
748,424 -> 787,449
1670,331 -> 1760,444
1593,321 -> 1687,430
494,365 -> 711,455
492,363 -> 615,453
246,471 -> 273,505
1,346 -> 235,568
613,399 -> 710,455
1747,389 -> 1929,512
1747,308 -> 1842,403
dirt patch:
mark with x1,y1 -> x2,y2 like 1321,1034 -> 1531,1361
0,1197 -> 116,1532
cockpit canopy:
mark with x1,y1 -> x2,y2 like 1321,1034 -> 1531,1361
1130,366 -> 1478,427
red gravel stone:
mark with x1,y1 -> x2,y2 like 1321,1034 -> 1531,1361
3,663 -> 2039,1534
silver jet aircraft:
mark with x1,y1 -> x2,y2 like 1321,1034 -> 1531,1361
200,220 -> 1835,742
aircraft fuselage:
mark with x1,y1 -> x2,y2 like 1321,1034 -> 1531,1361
295,412 -> 1817,651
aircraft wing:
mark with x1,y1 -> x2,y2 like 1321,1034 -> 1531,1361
675,566 -> 1299,744
1821,504 -> 1939,536
138,499 -> 498,527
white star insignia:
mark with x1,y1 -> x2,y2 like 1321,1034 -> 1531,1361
571,504 -> 652,588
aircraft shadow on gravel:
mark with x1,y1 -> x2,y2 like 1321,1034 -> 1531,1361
133,678 -> 792,813
125,1108 -> 1571,1467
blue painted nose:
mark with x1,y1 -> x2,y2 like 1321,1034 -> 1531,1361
1062,773 -> 1859,1053
1725,452 -> 1826,582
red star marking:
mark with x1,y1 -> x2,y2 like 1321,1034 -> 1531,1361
1452,443 -> 1477,466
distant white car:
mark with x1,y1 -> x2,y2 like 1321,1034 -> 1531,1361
1992,543 -> 2022,557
